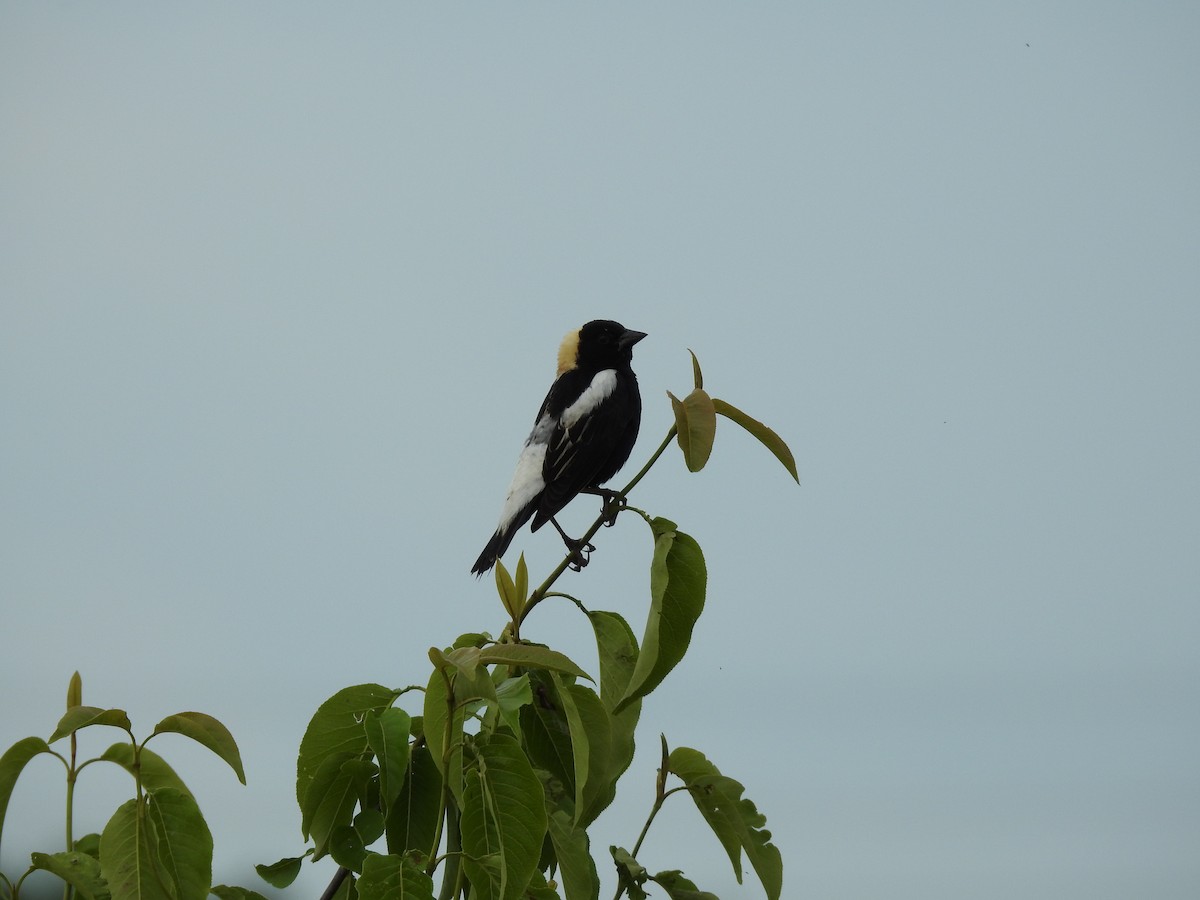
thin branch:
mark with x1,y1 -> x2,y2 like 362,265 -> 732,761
317,867 -> 349,900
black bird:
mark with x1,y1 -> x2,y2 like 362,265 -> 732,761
472,319 -> 646,576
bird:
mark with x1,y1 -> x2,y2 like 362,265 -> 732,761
472,319 -> 647,576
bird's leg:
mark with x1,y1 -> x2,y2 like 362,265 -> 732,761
549,517 -> 594,571
581,486 -> 626,526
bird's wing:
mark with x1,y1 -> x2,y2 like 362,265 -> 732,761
535,369 -> 629,527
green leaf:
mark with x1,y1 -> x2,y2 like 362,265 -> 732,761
444,645 -> 482,674
494,558 -> 524,620
609,847 -> 648,900
101,744 -> 193,797
145,788 -> 213,900
303,756 -> 378,859
329,825 -> 367,873
254,855 -> 306,889
331,811 -> 386,873
452,631 -> 493,649
615,519 -> 706,713
522,870 -> 563,900
668,388 -> 716,472
211,887 -> 272,900
514,554 -> 529,610
479,645 -> 592,682
49,707 -> 132,743
648,870 -> 718,900
585,612 -> 640,822
422,667 -> 464,805
689,350 -> 703,390
493,674 -> 532,740
556,682 -> 612,828
357,852 -> 435,900
384,744 -> 441,858
67,672 -> 84,709
363,708 -> 411,813
0,736 -> 54,850
99,799 -> 173,900
30,850 -> 110,900
151,712 -> 246,784
296,684 -> 396,820
546,810 -> 598,900
518,672 -> 575,809
460,733 -> 548,900
588,612 -> 639,714
711,398 -> 799,483
667,747 -> 783,900
442,647 -> 497,703
354,808 -> 386,845
75,832 -> 102,857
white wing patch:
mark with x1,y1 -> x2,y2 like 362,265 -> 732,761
561,369 -> 618,429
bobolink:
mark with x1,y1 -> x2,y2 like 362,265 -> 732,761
471,319 -> 646,576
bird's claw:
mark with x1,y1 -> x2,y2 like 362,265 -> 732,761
595,488 -> 627,527
567,539 -> 596,572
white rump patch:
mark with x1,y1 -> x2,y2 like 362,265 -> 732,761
495,417 -> 551,531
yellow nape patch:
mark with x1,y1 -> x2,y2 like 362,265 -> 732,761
556,328 -> 580,375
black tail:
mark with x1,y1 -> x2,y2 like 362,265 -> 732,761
472,497 -> 541,577
471,526 -> 515,577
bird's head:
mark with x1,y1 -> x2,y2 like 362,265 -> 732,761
557,320 -> 647,375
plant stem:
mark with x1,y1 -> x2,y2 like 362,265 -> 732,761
65,733 -> 76,847
610,735 -> 686,900
317,868 -> 349,900
620,425 -> 678,499
436,806 -> 462,900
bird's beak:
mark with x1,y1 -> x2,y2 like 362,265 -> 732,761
619,329 -> 648,350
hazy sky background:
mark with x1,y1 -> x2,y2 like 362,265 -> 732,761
3,4 -> 1198,899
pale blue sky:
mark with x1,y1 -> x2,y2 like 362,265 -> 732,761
3,4 -> 1198,899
